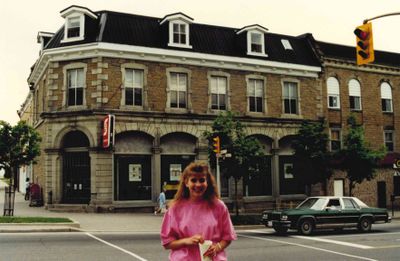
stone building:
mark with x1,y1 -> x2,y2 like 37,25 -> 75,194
20,5 -> 400,211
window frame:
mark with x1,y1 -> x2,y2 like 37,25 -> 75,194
380,82 -> 393,113
208,72 -> 230,112
63,63 -> 87,109
246,30 -> 267,57
384,130 -> 394,152
120,63 -> 148,110
330,128 -> 342,152
327,77 -> 340,109
348,79 -> 362,111
168,21 -> 192,49
166,68 -> 192,112
282,81 -> 300,115
61,14 -> 85,43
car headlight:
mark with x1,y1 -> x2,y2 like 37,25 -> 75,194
280,215 -> 288,221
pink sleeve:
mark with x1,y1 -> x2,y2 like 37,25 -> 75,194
160,209 -> 179,246
220,202 -> 237,241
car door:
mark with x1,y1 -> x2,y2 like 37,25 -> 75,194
341,198 -> 361,225
317,198 -> 343,228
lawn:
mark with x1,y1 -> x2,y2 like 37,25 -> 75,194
0,216 -> 72,223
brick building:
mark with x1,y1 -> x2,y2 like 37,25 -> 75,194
20,5 -> 400,211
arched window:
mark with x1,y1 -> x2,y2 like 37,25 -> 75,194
380,82 -> 393,112
327,77 -> 340,109
348,79 -> 361,110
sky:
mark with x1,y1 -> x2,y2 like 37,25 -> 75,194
1,0 -> 399,125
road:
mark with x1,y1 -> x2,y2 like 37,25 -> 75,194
1,221 -> 400,261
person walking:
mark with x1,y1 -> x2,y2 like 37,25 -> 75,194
24,177 -> 31,201
155,188 -> 167,215
160,162 -> 236,260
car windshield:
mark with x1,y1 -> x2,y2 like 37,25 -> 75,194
297,198 -> 328,210
352,197 -> 368,208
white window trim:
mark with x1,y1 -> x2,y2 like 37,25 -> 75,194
165,67 -> 192,113
247,30 -> 267,57
120,63 -> 148,111
245,74 -> 267,115
381,82 -> 393,113
61,13 -> 85,43
329,128 -> 342,151
207,71 -> 231,113
348,79 -> 362,111
281,79 -> 302,118
384,130 -> 394,152
62,62 -> 87,110
168,20 -> 192,49
327,77 -> 340,109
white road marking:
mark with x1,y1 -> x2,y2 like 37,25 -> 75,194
238,234 -> 377,261
292,235 -> 373,249
85,232 -> 148,261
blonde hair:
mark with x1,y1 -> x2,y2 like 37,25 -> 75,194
169,161 -> 219,207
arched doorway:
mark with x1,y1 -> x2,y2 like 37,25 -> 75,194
61,130 -> 91,204
114,131 -> 153,200
160,132 -> 197,199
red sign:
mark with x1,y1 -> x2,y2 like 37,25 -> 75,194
102,115 -> 114,148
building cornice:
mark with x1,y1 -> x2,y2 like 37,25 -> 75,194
28,42 -> 322,85
323,58 -> 400,75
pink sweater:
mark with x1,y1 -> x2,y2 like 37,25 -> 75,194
161,199 -> 237,261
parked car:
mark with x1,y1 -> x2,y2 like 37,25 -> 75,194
261,196 -> 391,235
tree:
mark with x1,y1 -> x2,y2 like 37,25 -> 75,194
0,121 -> 41,187
203,111 -> 264,216
337,115 -> 385,196
291,120 -> 332,196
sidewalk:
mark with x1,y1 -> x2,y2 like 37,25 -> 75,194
0,179 -> 164,233
1,179 -> 399,233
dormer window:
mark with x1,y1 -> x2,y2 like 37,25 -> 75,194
67,16 -> 81,38
160,12 -> 193,49
251,32 -> 263,53
173,23 -> 187,45
237,24 -> 269,57
60,5 -> 97,43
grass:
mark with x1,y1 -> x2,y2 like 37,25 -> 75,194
0,216 -> 73,223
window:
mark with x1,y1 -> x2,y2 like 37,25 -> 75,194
67,17 -> 80,38
283,82 -> 298,114
124,69 -> 143,106
381,82 -> 393,112
327,77 -> 340,109
281,39 -> 293,50
67,68 -> 84,106
349,79 -> 361,110
210,76 -> 227,110
251,33 -> 262,53
247,79 -> 264,112
384,131 -> 394,152
169,73 -> 187,108
173,23 -> 187,45
330,129 -> 341,151
343,198 -> 358,209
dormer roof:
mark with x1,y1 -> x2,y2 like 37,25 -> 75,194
60,5 -> 97,19
37,31 -> 54,44
159,12 -> 193,25
236,24 -> 269,35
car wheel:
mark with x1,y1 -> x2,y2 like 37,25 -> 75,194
358,217 -> 372,232
273,224 -> 288,234
299,219 -> 314,235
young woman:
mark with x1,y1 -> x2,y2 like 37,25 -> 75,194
161,162 -> 236,260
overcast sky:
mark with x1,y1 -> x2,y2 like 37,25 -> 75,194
1,0 -> 399,125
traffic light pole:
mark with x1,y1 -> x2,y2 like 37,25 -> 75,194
216,154 -> 221,197
363,12 -> 400,24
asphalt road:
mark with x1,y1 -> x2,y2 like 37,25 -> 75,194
1,221 -> 400,261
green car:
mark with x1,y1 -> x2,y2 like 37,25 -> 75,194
261,196 -> 391,235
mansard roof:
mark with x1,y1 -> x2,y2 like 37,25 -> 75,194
316,41 -> 400,67
44,9 -> 321,67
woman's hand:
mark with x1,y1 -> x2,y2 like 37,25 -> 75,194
203,242 -> 222,258
183,234 -> 204,246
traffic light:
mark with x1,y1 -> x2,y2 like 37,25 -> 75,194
354,22 -> 374,65
212,136 -> 220,154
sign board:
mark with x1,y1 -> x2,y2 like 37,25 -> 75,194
102,114 -> 115,149
393,159 -> 400,169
